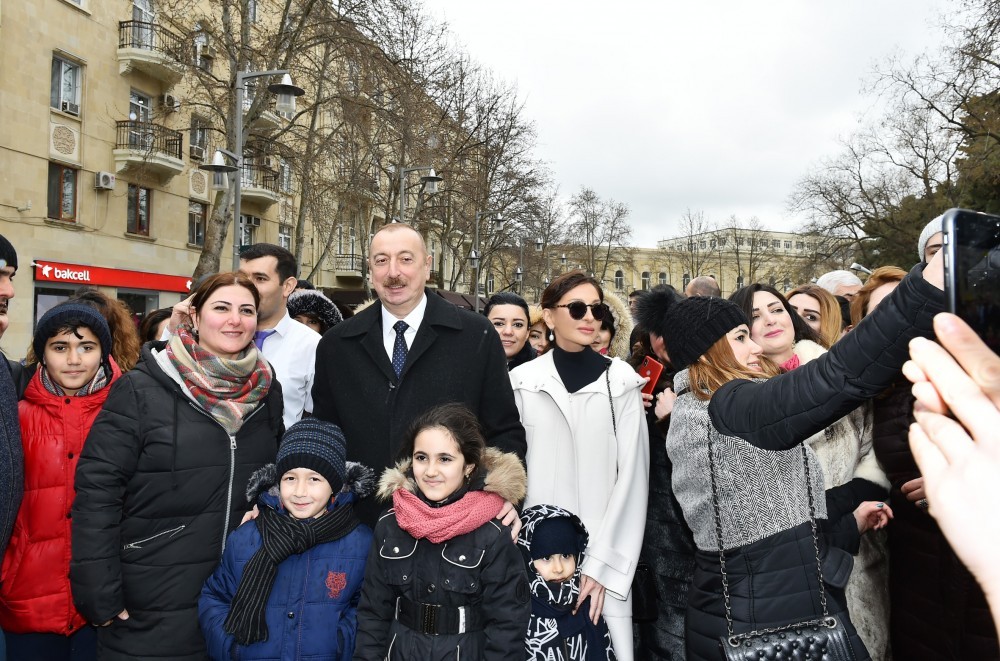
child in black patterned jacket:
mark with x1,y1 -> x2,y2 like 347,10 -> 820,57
518,504 -> 617,661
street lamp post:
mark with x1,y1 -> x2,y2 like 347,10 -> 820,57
200,70 -> 304,269
469,210 -> 503,313
397,166 -> 442,224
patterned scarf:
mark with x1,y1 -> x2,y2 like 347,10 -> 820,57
165,324 -> 272,435
40,364 -> 109,397
393,488 -> 503,543
224,504 -> 360,645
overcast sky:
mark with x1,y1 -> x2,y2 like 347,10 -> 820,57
423,0 -> 954,247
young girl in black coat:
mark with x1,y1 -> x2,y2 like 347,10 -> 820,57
353,403 -> 530,660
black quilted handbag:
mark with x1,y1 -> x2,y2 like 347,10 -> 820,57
707,443 -> 858,661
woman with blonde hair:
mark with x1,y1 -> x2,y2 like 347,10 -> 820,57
786,283 -> 843,348
640,250 -> 945,660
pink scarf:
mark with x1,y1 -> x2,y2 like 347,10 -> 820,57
781,354 -> 801,371
392,488 -> 504,543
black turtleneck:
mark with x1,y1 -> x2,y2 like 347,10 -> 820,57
551,343 -> 609,393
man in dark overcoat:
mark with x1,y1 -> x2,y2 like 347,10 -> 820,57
312,223 -> 526,525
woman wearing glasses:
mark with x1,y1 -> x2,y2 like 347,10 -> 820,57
510,271 -> 650,661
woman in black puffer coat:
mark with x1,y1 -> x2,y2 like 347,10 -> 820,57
70,273 -> 283,661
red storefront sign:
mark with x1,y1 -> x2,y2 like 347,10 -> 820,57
32,259 -> 192,293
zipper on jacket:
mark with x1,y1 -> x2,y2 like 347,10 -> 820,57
180,400 -> 266,558
220,434 -> 237,555
123,524 -> 186,550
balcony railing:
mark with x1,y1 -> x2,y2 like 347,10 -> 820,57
334,254 -> 363,272
240,164 -> 280,194
118,20 -> 187,61
115,120 -> 183,160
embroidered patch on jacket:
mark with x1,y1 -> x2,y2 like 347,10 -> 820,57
326,571 -> 348,599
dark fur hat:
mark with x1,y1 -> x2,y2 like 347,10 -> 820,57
286,289 -> 343,334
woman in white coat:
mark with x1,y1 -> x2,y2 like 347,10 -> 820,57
510,271 -> 650,661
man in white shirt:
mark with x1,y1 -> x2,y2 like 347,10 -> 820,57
239,244 -> 320,429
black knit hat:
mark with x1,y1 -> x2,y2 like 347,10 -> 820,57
33,302 -> 113,370
530,516 -> 585,560
660,296 -> 750,370
0,234 -> 16,272
286,290 -> 343,333
276,419 -> 347,493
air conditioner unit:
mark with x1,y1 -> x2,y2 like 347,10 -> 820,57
95,171 -> 116,191
189,145 -> 205,161
61,101 -> 80,116
200,44 -> 216,59
160,94 -> 180,111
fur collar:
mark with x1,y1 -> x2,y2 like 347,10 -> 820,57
792,339 -> 826,364
245,461 -> 377,504
377,446 -> 526,504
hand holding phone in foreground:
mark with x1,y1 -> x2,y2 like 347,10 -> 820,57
904,313 -> 1000,625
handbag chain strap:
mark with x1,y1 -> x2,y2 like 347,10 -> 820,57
707,440 -> 831,641
605,361 -> 617,438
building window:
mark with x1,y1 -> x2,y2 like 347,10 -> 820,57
240,214 -> 260,247
772,239 -> 781,248
191,116 -> 209,149
127,184 -> 151,235
279,159 -> 293,192
736,274 -> 745,289
737,237 -> 745,247
51,56 -> 81,113
719,237 -> 727,247
683,273 -> 691,289
796,241 -> 804,250
784,241 -> 792,249
486,273 -> 494,295
641,271 -> 650,290
278,224 -> 291,250
47,163 -> 77,222
614,270 -> 624,290
710,239 -> 717,248
188,201 -> 206,246
758,239 -> 767,247
658,272 -> 667,286
699,240 -> 707,249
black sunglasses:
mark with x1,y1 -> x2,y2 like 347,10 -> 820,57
555,302 -> 609,321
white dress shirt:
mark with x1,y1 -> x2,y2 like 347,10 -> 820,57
259,312 -> 321,429
380,294 -> 427,362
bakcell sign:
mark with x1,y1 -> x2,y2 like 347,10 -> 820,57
33,260 -> 192,293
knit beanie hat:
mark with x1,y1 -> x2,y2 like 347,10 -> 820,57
286,289 -> 343,332
660,296 -> 749,370
276,419 -> 347,493
0,234 -> 17,272
917,214 -> 944,262
33,302 -> 113,370
530,516 -> 585,560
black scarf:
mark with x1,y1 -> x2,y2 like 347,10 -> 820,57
530,595 -> 613,660
224,502 -> 360,645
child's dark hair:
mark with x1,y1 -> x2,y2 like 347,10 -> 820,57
399,403 -> 485,473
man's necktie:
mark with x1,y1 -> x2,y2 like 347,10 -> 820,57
253,329 -> 276,351
391,320 -> 409,378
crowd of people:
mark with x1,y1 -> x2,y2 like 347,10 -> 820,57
0,216 -> 995,661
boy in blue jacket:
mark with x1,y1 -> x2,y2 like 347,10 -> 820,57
199,419 -> 374,660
